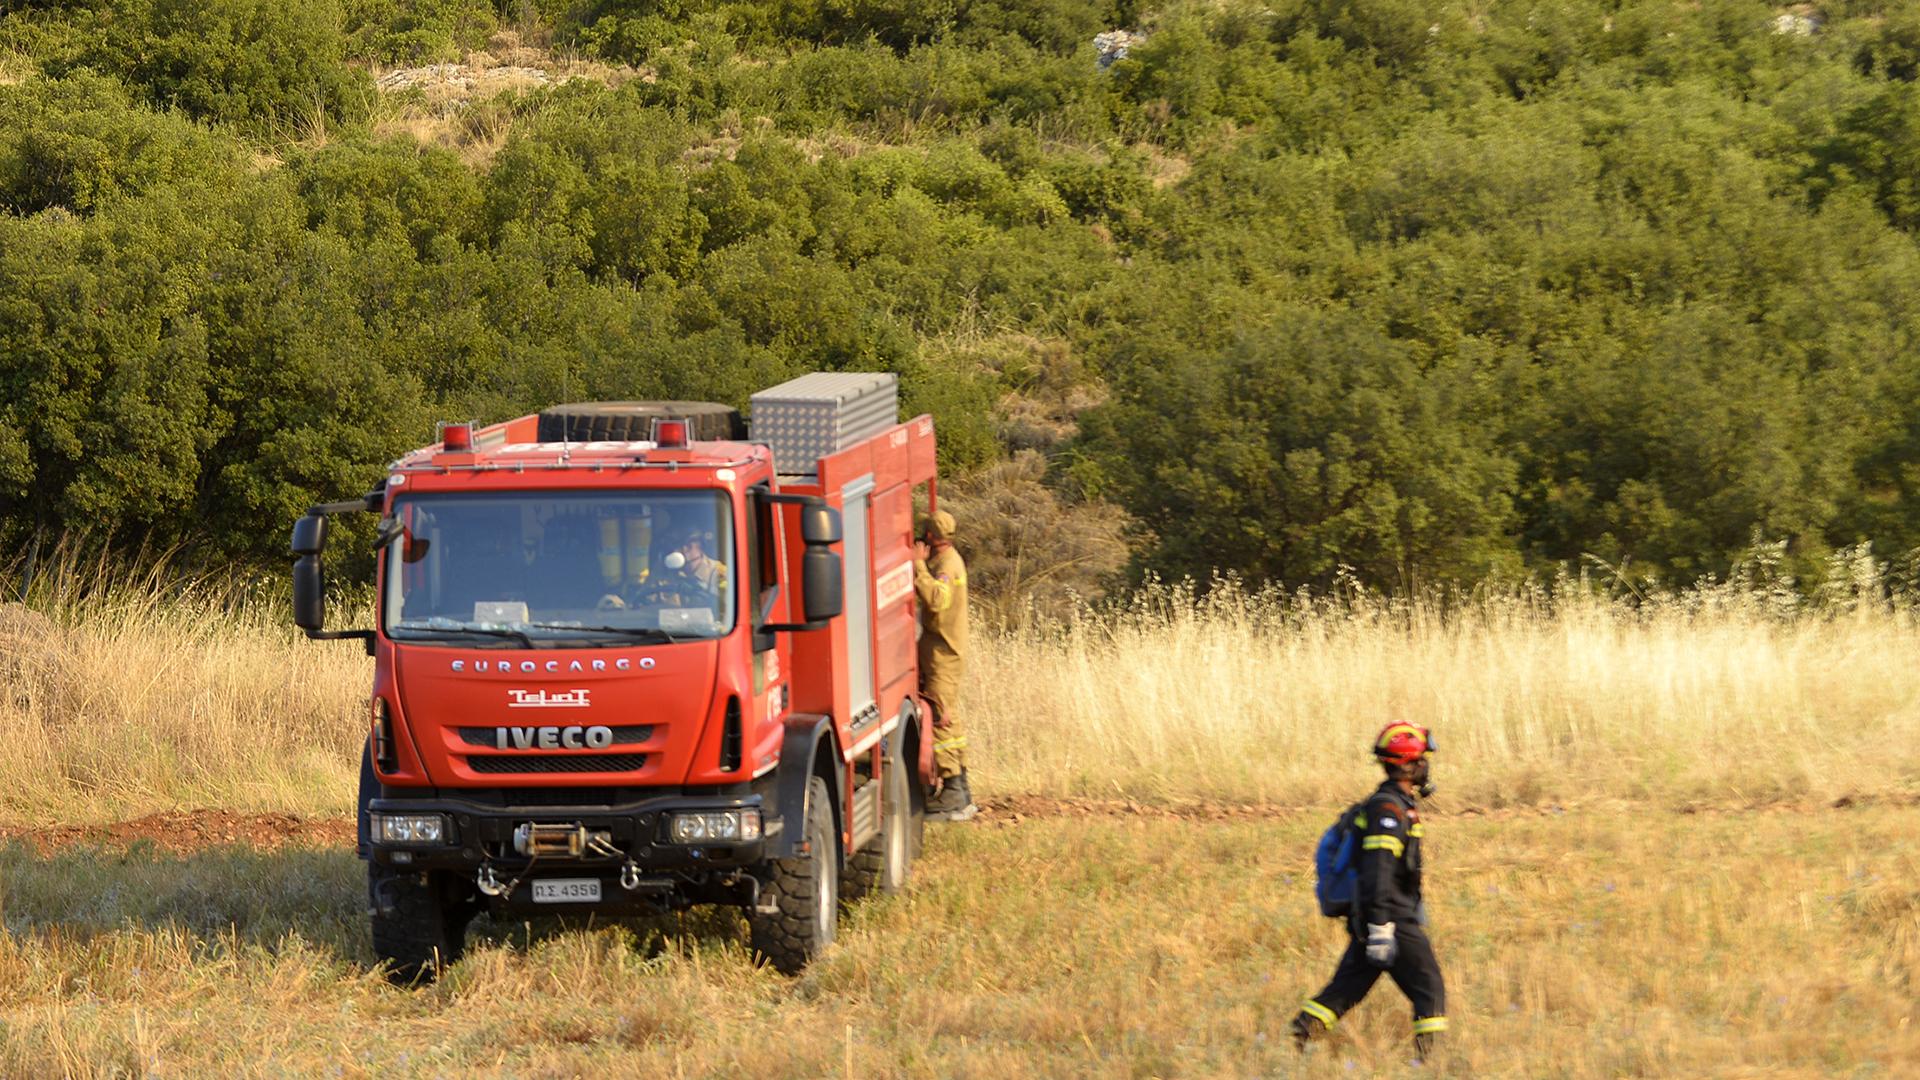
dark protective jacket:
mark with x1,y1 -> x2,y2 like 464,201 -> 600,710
1355,781 -> 1424,926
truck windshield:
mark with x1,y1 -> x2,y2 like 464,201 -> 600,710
383,490 -> 735,646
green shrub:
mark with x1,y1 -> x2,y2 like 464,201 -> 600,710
343,0 -> 499,63
288,139 -> 485,257
0,74 -> 242,216
55,0 -> 373,133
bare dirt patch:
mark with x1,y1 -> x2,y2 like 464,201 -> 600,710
368,30 -> 644,167
370,30 -> 639,105
975,790 -> 1917,826
0,810 -> 353,854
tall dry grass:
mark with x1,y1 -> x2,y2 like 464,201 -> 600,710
970,572 -> 1920,810
0,558 -> 367,822
3,555 -> 1917,821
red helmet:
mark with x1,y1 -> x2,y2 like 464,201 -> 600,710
1374,723 -> 1434,767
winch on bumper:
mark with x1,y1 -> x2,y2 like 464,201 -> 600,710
365,792 -> 774,914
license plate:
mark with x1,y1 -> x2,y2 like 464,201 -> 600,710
530,878 -> 601,904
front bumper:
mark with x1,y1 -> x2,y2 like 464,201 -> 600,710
365,791 -> 772,913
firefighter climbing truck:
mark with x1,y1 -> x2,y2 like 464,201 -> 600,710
290,373 -> 937,979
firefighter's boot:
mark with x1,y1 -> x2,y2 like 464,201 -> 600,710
1289,1012 -> 1328,1051
925,769 -> 977,822
1412,1016 -> 1448,1063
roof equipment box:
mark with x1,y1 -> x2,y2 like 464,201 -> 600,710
750,372 -> 900,475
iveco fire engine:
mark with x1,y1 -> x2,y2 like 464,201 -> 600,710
290,373 -> 936,979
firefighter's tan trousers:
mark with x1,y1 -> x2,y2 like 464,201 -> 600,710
922,664 -> 966,779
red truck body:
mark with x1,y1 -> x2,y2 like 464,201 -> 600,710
292,386 -> 938,976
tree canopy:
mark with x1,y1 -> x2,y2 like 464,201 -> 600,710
2,0 -> 1917,595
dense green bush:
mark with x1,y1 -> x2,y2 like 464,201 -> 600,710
343,0 -> 499,63
36,0 -> 375,132
4,0 -> 1920,595
0,74 -> 244,216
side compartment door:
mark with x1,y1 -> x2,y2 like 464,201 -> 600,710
840,474 -> 877,727
870,481 -> 917,713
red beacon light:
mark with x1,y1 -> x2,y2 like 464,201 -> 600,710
439,421 -> 474,452
651,417 -> 691,450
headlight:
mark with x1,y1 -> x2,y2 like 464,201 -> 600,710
669,810 -> 761,844
374,813 -> 448,844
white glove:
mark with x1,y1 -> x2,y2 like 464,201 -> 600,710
1365,922 -> 1398,968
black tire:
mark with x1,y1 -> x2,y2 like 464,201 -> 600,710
750,776 -> 838,975
906,735 -> 927,860
369,865 -> 474,984
844,749 -> 912,901
361,740 -> 474,984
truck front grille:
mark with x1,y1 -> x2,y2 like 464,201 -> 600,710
457,726 -> 652,748
465,753 -> 648,774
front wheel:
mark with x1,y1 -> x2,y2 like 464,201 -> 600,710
368,865 -> 475,984
362,740 -> 474,983
750,776 -> 839,974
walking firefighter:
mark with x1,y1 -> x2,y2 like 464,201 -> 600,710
1295,722 -> 1449,1060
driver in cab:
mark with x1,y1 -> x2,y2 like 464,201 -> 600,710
654,526 -> 726,604
598,525 -> 726,611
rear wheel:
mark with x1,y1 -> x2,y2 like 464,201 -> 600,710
905,720 -> 927,859
844,748 -> 913,900
750,776 -> 838,974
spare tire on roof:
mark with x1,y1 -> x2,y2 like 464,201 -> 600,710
536,401 -> 745,443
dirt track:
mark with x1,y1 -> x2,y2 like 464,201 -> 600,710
1,792 -> 1909,855
0,811 -> 356,854
0,797 -> 1305,853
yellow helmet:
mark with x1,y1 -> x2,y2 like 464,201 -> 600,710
919,509 -> 956,540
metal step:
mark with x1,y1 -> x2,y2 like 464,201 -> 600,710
850,777 -> 880,850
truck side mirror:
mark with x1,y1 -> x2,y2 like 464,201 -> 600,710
799,504 -> 843,622
293,554 -> 326,631
289,503 -> 375,651
800,504 -> 842,545
291,513 -> 329,557
758,498 -> 844,633
291,513 -> 328,631
801,547 -> 843,623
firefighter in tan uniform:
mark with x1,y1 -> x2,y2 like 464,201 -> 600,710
914,509 -> 975,821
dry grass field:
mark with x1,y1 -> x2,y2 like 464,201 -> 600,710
1,808 -> 1914,1077
1,563 -> 1917,1076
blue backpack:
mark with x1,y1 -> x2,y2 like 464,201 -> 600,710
1314,803 -> 1364,918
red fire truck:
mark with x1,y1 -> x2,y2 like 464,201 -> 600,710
290,374 -> 937,980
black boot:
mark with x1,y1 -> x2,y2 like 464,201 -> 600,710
1413,1031 -> 1439,1063
925,770 -> 977,821
1412,1016 -> 1447,1063
1289,1013 -> 1327,1050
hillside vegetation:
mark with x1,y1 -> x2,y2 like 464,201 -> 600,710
4,0 -> 1920,599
